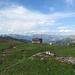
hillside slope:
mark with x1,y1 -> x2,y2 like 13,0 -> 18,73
0,36 -> 31,43
0,40 -> 75,75
56,34 -> 75,45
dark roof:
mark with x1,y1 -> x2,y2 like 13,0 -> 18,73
32,38 -> 42,41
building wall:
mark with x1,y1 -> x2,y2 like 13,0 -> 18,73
32,41 -> 41,43
32,38 -> 42,44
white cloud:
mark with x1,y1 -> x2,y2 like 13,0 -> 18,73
64,0 -> 75,6
24,29 -> 54,35
8,29 -> 14,32
58,26 -> 70,29
58,29 -> 73,35
0,27 -> 2,30
58,26 -> 73,34
0,3 -> 75,34
59,29 -> 72,33
50,12 -> 75,19
0,5 -> 56,34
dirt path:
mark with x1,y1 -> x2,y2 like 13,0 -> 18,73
0,44 -> 20,75
0,72 -> 2,75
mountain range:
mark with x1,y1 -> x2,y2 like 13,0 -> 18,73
0,34 -> 66,44
1,34 -> 75,44
0,35 -> 31,43
55,35 -> 75,45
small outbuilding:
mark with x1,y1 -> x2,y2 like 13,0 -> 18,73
32,38 -> 42,44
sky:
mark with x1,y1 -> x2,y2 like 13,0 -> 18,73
0,0 -> 75,35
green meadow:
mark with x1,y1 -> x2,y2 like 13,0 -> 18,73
0,40 -> 75,75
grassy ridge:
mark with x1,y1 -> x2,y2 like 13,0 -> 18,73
0,40 -> 75,75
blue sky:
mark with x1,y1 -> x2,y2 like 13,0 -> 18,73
0,0 -> 75,35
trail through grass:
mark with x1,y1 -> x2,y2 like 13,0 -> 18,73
0,40 -> 75,75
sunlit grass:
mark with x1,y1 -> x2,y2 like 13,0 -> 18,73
0,40 -> 75,75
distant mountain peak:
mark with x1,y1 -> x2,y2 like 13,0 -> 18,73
68,35 -> 75,39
